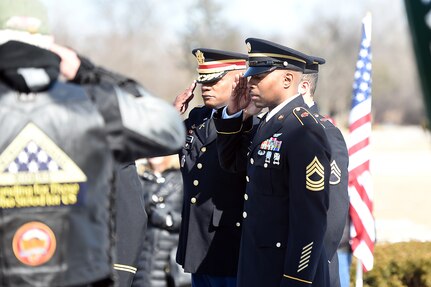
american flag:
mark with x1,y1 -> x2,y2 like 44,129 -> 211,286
348,13 -> 375,272
5,141 -> 61,174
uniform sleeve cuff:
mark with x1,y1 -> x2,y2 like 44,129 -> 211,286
222,106 -> 243,119
113,263 -> 137,274
280,274 -> 312,287
213,113 -> 244,134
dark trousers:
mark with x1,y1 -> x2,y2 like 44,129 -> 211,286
191,274 -> 236,287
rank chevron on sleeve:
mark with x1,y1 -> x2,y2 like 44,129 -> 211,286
305,156 -> 325,192
329,160 -> 341,185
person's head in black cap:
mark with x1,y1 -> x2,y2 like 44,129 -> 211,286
244,38 -> 311,110
192,48 -> 247,109
299,56 -> 325,107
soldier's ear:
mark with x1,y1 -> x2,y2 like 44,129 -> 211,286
283,72 -> 294,89
298,80 -> 309,95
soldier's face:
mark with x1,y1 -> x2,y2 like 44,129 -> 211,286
248,70 -> 287,110
200,71 -> 238,109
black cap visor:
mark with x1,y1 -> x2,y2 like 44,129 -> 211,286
196,71 -> 228,84
244,66 -> 277,77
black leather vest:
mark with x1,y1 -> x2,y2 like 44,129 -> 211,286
0,82 -> 114,286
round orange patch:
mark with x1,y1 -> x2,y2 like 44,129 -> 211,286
12,221 -> 56,266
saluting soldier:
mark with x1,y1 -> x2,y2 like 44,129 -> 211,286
214,38 -> 332,287
173,49 -> 249,287
299,57 -> 349,287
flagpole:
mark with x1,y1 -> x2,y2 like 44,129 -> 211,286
355,260 -> 363,287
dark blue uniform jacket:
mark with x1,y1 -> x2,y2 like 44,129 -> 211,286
214,96 -> 332,287
176,106 -> 247,276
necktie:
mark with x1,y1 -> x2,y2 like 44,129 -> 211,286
205,117 -> 212,138
256,113 -> 268,135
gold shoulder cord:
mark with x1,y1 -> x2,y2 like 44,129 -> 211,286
292,107 -> 319,126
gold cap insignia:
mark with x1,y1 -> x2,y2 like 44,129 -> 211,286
306,156 -> 324,191
195,50 -> 205,65
329,160 -> 341,185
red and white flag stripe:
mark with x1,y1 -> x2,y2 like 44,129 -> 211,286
348,13 -> 375,272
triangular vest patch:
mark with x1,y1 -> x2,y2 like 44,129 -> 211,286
0,123 -> 87,208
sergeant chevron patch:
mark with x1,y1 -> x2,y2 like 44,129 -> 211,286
305,157 -> 324,191
329,160 -> 341,185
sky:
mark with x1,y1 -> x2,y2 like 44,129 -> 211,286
40,0 -> 380,40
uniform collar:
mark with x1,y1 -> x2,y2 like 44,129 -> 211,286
265,94 -> 301,122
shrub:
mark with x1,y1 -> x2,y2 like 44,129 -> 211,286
350,242 -> 431,287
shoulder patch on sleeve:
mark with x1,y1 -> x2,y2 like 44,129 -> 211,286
329,160 -> 341,185
306,156 -> 325,192
292,107 -> 318,126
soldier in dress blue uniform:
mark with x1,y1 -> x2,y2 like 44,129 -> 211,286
299,57 -> 349,287
213,38 -> 332,287
173,49 -> 249,287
